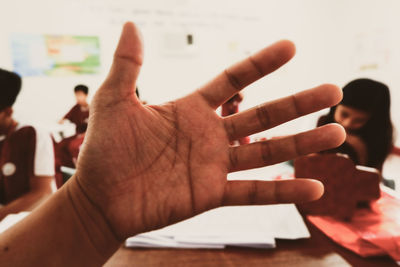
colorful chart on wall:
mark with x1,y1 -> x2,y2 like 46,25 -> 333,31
10,34 -> 101,76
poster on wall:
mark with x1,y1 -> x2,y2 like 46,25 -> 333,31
10,34 -> 101,76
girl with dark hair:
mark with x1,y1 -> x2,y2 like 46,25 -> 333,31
318,78 -> 394,170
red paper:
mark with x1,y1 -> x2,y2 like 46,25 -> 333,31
308,189 -> 400,262
295,153 -> 380,220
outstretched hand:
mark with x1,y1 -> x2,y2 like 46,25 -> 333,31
72,22 -> 345,241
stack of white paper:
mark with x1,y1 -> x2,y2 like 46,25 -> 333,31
0,212 -> 29,234
126,203 -> 309,249
227,162 -> 294,181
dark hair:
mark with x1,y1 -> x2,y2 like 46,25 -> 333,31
74,84 -> 88,95
318,78 -> 394,169
76,123 -> 88,134
0,69 -> 22,111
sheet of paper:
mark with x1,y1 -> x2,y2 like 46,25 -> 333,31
308,186 -> 400,263
0,212 -> 30,234
126,203 -> 309,249
227,162 -> 294,181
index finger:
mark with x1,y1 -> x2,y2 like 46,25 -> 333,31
197,40 -> 296,109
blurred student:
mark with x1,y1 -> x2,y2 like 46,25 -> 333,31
0,22 -> 346,266
54,127 -> 85,187
59,84 -> 89,135
0,69 -> 54,220
55,85 -> 89,187
318,78 -> 394,170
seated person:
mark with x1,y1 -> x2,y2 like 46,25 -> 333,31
59,84 -> 89,135
54,126 -> 85,188
318,78 -> 394,171
0,69 -> 55,220
55,85 -> 89,187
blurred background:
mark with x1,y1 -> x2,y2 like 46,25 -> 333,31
0,0 -> 399,143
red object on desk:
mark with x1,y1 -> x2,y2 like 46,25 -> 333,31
294,153 -> 381,220
308,190 -> 400,262
393,146 -> 400,156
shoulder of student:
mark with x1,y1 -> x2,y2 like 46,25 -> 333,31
17,125 -> 55,177
64,104 -> 80,119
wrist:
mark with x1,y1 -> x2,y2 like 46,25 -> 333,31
0,176 -> 122,266
63,175 -> 122,262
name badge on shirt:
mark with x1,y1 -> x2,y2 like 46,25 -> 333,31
2,162 -> 16,176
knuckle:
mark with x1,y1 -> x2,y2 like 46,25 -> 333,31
248,55 -> 264,76
224,118 -> 237,140
260,141 -> 272,165
256,104 -> 271,130
247,181 -> 258,205
224,69 -> 241,91
229,149 -> 239,170
273,181 -> 281,203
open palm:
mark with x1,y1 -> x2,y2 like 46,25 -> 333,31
74,22 -> 345,241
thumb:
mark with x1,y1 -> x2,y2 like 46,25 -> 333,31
103,22 -> 143,100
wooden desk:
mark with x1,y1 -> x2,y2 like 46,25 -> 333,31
105,220 -> 397,266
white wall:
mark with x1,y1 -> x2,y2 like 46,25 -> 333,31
0,0 -> 399,144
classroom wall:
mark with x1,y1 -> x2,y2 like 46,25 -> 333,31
0,0 -> 399,145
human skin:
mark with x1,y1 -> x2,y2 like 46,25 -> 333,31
0,22 -> 345,266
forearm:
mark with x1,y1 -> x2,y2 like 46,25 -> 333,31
0,176 -> 121,266
0,191 -> 52,221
